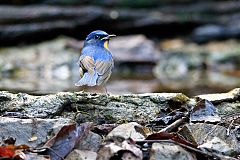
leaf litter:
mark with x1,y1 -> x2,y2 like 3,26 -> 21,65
0,98 -> 239,159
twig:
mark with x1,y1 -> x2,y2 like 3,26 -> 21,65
28,147 -> 64,160
160,117 -> 187,133
135,139 -> 212,157
135,139 -> 238,160
227,120 -> 234,136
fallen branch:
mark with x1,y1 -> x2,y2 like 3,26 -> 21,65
160,117 -> 187,133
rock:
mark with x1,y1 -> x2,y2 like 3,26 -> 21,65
2,1 -> 240,44
149,142 -> 197,160
178,125 -> 198,145
157,38 -> 240,95
97,137 -> 143,160
190,99 -> 221,123
189,123 -> 239,151
65,149 -> 97,160
0,91 -> 74,118
0,91 -> 191,123
154,53 -> 190,80
217,104 -> 240,118
0,0 -> 195,7
198,89 -> 240,116
52,65 -> 71,80
120,152 -> 141,160
25,153 -> 50,160
0,37 -> 78,93
198,137 -> 236,156
234,126 -> 240,141
153,51 -> 204,94
106,122 -> 145,140
0,117 -> 72,147
0,89 -> 238,124
76,131 -> 102,152
110,35 -> 160,63
196,88 -> 240,103
0,35 -> 160,94
191,25 -> 225,43
191,22 -> 240,43
66,35 -> 160,64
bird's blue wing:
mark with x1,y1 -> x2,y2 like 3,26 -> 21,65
76,46 -> 113,86
75,49 -> 97,86
95,59 -> 114,85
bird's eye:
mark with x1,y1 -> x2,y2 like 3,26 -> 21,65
94,35 -> 100,39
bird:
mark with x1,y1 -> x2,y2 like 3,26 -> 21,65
75,30 -> 116,89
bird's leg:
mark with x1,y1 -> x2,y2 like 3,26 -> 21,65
104,85 -> 108,94
80,86 -> 85,93
103,85 -> 110,102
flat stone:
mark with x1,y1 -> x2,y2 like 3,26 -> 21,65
196,88 -> 240,103
106,122 -> 145,140
216,101 -> 240,116
75,131 -> 102,152
198,137 -> 236,156
189,123 -> 239,151
97,138 -> 142,160
25,153 -> 50,160
0,91 -> 190,123
195,89 -> 240,116
65,149 -> 97,160
150,142 -> 197,160
0,117 -> 72,148
0,91 -> 74,118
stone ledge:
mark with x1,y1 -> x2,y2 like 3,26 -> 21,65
0,88 -> 239,122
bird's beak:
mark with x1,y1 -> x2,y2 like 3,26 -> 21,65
101,34 -> 116,40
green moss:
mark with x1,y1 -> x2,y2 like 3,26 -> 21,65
172,94 -> 189,104
71,93 -> 79,103
116,119 -> 128,124
104,114 -> 114,120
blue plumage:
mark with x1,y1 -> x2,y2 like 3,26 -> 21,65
75,30 -> 115,87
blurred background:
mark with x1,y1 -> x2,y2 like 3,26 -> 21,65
0,0 -> 239,96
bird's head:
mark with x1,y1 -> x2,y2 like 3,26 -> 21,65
84,30 -> 116,50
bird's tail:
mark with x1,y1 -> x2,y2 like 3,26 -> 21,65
75,72 -> 98,86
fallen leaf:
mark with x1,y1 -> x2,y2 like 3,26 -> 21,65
0,144 -> 29,160
44,122 -> 92,160
146,132 -> 197,148
178,125 -> 198,146
0,146 -> 15,158
15,145 -> 30,150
